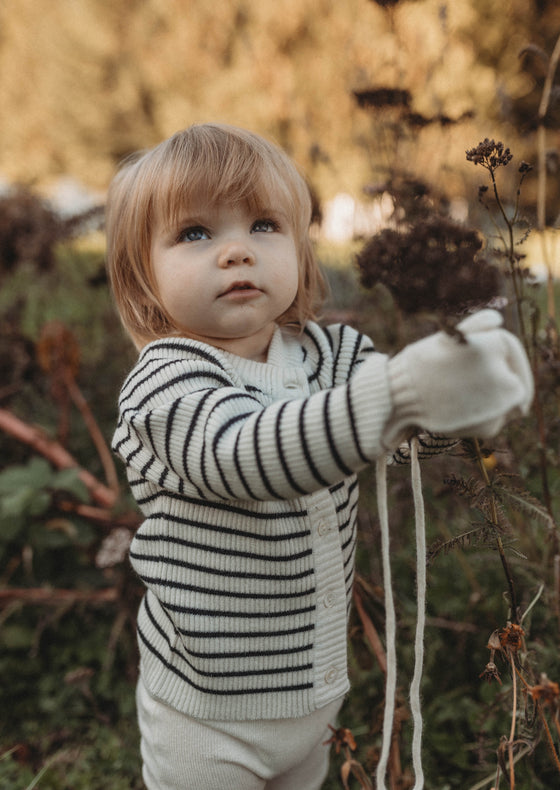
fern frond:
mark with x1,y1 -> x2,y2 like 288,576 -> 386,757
428,525 -> 495,564
444,474 -> 485,502
492,483 -> 555,531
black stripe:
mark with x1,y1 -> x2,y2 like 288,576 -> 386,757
161,601 -> 316,619
130,549 -> 314,582
164,399 -> 181,474
132,532 -> 312,563
133,488 -> 309,520
323,390 -> 353,476
137,575 -> 315,600
140,601 -> 313,681
299,399 -> 330,488
232,427 -> 260,500
276,402 -> 308,496
181,388 -> 214,497
178,622 -> 315,639
137,624 -> 314,692
347,378 -> 370,464
212,408 -> 257,498
184,642 -> 314,660
140,342 -> 229,370
303,326 -> 324,384
253,410 -> 283,500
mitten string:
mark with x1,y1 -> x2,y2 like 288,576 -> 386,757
375,436 -> 426,789
410,436 -> 426,789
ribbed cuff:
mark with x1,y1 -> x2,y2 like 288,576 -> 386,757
382,353 -> 423,449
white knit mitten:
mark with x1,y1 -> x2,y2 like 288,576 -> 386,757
383,309 -> 534,448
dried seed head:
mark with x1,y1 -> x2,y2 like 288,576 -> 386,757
323,724 -> 357,754
356,215 -> 500,317
479,661 -> 502,685
499,621 -> 525,654
466,139 -> 513,171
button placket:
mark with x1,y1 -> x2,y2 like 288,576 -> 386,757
307,489 -> 350,707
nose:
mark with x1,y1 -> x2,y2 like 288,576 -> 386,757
218,240 -> 255,268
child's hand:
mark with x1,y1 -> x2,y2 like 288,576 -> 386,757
383,309 -> 534,447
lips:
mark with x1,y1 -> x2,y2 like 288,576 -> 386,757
220,281 -> 261,296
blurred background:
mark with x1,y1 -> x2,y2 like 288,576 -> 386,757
1,1 -> 560,789
0,0 -> 558,223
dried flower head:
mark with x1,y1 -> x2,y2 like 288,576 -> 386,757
499,621 -> 525,655
324,724 -> 357,754
529,674 -> 560,707
479,661 -> 502,685
466,139 -> 513,172
356,214 -> 500,317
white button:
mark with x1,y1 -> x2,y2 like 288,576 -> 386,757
323,591 -> 335,608
317,522 -> 331,536
324,666 -> 338,684
283,374 -> 299,389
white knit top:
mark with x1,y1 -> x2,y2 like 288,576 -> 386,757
113,321 -> 394,721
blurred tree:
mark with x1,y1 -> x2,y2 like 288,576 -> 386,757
0,0 -> 558,203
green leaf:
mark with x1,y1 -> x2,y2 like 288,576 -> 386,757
1,487 -> 51,519
0,458 -> 54,495
52,467 -> 89,502
0,511 -> 25,542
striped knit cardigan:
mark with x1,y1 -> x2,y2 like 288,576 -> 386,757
113,321 -> 454,722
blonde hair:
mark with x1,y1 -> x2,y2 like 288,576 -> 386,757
105,123 -> 326,348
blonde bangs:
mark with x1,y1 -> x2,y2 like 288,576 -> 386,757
149,126 -> 311,237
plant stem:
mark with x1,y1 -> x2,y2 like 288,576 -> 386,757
473,439 -> 518,621
508,651 -> 517,790
537,704 -> 560,776
489,169 -> 529,352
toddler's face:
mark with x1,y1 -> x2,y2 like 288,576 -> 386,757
150,201 -> 299,361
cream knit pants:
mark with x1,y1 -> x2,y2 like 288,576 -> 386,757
136,677 -> 342,790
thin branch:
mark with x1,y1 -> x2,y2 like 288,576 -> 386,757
65,375 -> 120,496
0,408 -> 118,509
508,651 -> 517,789
354,587 -> 387,675
474,439 -> 519,621
56,499 -> 140,529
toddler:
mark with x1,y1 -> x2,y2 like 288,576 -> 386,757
106,123 -> 533,790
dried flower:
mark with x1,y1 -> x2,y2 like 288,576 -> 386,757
324,724 -> 357,754
479,661 -> 502,685
356,214 -> 500,317
529,674 -> 560,707
499,621 -> 525,655
466,139 -> 513,171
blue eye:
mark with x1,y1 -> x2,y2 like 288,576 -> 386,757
178,226 -> 209,242
252,219 -> 279,233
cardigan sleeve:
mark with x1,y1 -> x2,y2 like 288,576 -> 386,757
112,345 -> 393,502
